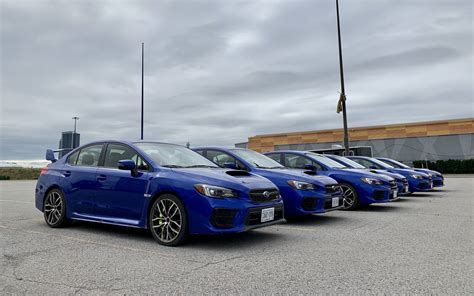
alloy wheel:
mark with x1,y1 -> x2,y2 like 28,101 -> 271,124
44,191 -> 64,226
340,184 -> 356,209
151,198 -> 183,243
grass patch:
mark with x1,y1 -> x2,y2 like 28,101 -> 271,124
0,167 -> 42,180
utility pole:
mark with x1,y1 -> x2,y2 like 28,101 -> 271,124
72,116 -> 79,148
335,0 -> 350,156
141,42 -> 145,140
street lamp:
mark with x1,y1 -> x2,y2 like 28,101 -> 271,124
335,0 -> 350,156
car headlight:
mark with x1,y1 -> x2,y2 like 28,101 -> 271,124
194,184 -> 237,198
410,174 -> 423,179
360,177 -> 383,185
287,180 -> 315,190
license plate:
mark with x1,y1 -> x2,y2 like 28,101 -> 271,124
430,182 -> 433,189
332,197 -> 339,207
393,190 -> 398,198
261,208 -> 274,223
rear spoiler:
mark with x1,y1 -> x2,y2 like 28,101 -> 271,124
46,148 -> 73,163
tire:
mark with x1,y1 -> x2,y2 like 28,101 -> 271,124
43,188 -> 69,228
148,194 -> 188,246
340,183 -> 359,210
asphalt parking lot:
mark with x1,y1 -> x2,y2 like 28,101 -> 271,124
1,178 -> 472,295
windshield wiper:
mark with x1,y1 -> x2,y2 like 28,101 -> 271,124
185,165 -> 217,168
162,165 -> 185,168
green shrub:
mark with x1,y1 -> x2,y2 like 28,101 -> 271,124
0,168 -> 42,180
413,159 -> 474,174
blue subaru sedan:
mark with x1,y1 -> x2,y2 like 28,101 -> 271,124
264,151 -> 398,210
193,147 -> 344,218
347,156 -> 432,193
324,154 -> 410,196
35,141 -> 284,246
376,157 -> 444,188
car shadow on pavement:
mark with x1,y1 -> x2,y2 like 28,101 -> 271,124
355,204 -> 403,212
408,193 -> 440,198
185,231 -> 283,250
68,221 -> 153,240
284,214 -> 345,226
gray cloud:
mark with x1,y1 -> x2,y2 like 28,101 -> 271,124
1,0 -> 472,159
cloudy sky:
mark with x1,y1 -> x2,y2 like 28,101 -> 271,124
1,0 -> 472,160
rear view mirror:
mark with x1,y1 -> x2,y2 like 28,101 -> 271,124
46,149 -> 57,163
118,159 -> 138,176
304,164 -> 317,171
223,162 -> 238,170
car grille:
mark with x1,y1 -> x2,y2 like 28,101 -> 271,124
301,198 -> 318,211
211,209 -> 238,228
325,185 -> 341,194
433,180 -> 443,186
249,188 -> 280,202
246,205 -> 284,226
373,190 -> 386,200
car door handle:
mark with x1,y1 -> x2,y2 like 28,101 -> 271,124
63,171 -> 71,177
97,175 -> 107,181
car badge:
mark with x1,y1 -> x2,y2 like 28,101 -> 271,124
263,191 -> 270,198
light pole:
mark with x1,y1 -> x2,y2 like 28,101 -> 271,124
335,0 -> 350,156
141,42 -> 144,140
72,116 -> 79,149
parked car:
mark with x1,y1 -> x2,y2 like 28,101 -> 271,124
324,154 -> 410,196
376,157 -> 444,188
36,141 -> 284,246
347,156 -> 432,193
193,147 -> 344,218
264,151 -> 398,210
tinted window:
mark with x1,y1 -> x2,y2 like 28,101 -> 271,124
76,145 -> 103,167
284,154 -> 324,170
134,143 -> 218,168
206,150 -> 246,170
351,158 -> 378,169
230,149 -> 284,169
306,153 -> 346,169
266,153 -> 281,163
103,144 -> 149,171
67,150 -> 80,165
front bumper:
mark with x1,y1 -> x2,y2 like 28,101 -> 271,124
432,175 -> 444,187
408,178 -> 432,192
356,183 -> 393,205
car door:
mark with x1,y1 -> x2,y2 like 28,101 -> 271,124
94,143 -> 151,225
59,144 -> 104,218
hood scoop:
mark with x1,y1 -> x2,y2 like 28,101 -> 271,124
226,170 -> 251,177
303,170 -> 317,176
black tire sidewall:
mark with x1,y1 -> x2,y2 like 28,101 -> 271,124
340,183 -> 359,210
148,194 -> 188,246
43,188 -> 68,228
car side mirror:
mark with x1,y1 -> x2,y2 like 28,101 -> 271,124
118,159 -> 138,176
304,164 -> 317,171
223,162 -> 238,170
46,149 -> 57,163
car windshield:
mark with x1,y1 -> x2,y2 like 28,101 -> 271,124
135,143 -> 218,168
368,158 -> 395,169
307,153 -> 347,169
334,156 -> 366,169
380,158 -> 410,169
231,149 -> 284,169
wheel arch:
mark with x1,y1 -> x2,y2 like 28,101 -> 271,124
145,190 -> 186,229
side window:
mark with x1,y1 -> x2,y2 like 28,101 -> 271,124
284,154 -> 312,169
76,145 -> 103,167
206,150 -> 246,170
266,153 -> 282,164
67,150 -> 80,165
103,144 -> 149,171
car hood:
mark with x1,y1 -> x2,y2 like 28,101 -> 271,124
168,168 -> 276,190
333,168 -> 394,182
390,168 -> 429,177
414,168 -> 442,176
366,169 -> 406,181
255,168 -> 338,186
